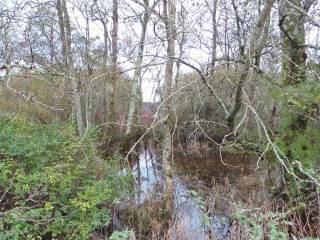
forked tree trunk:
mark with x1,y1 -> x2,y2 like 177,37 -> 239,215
126,6 -> 150,135
225,0 -> 273,131
57,0 -> 85,136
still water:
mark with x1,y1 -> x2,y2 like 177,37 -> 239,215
125,146 -> 263,240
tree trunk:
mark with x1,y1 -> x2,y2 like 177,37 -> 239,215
210,0 -> 218,76
247,15 -> 270,137
174,4 -> 186,89
56,0 -> 67,65
2,29 -> 11,108
162,0 -> 176,216
225,0 -> 273,131
102,22 -> 109,124
108,0 -> 119,126
125,7 -> 150,135
279,0 -> 309,137
279,0 -> 306,86
57,0 -> 85,136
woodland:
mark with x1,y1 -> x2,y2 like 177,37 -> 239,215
0,0 -> 320,239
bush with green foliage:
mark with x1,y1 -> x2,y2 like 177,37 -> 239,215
233,202 -> 320,240
233,206 -> 290,240
271,78 -> 320,197
0,114 -> 132,239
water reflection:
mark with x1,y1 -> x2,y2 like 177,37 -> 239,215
130,147 -> 250,239
132,148 -> 164,205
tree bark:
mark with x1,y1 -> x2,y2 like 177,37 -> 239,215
102,22 -> 109,124
108,0 -> 119,126
57,0 -> 85,136
92,1 -> 110,124
2,29 -> 11,98
125,5 -> 150,135
248,15 -> 270,137
56,0 -> 67,65
84,15 -> 94,130
279,0 -> 306,86
279,0 -> 309,132
225,0 -> 273,131
162,0 -> 176,216
210,0 -> 218,76
174,4 -> 186,89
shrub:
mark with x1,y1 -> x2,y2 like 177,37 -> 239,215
0,114 -> 132,239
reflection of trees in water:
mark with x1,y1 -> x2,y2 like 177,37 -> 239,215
132,147 -> 164,205
131,147 -> 249,240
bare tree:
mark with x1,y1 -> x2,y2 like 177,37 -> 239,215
205,0 -> 218,76
57,0 -> 85,136
91,0 -> 111,123
162,0 -> 176,214
108,0 -> 119,125
125,0 -> 151,135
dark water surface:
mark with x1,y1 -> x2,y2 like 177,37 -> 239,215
127,147 -> 263,240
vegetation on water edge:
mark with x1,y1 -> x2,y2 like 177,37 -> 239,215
0,114 -> 132,239
1,0 -> 320,238
0,112 -> 319,239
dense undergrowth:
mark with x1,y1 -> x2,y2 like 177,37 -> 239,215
0,102 -> 319,239
0,114 -> 132,239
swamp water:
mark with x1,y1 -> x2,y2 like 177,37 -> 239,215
116,147 -> 267,240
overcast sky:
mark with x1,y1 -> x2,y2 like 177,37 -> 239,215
2,0 -> 320,102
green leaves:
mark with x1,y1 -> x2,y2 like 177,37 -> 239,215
269,76 -> 320,198
109,230 -> 134,240
0,114 -> 131,239
286,96 -> 308,111
189,189 -> 211,227
233,205 -> 289,240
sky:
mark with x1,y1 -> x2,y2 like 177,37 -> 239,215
2,0 -> 320,102
68,0 -> 214,102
